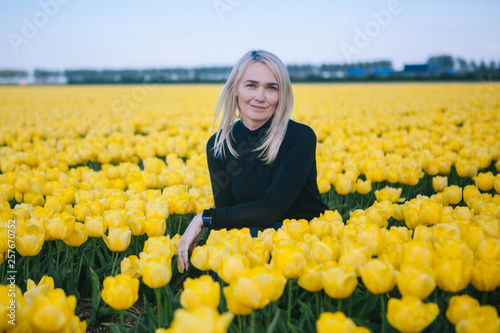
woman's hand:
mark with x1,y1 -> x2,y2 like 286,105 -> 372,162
177,213 -> 204,272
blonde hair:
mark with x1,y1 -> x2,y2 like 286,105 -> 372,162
212,50 -> 294,165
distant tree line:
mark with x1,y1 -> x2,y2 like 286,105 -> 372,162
1,55 -> 499,85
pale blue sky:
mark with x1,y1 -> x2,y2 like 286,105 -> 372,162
1,0 -> 499,72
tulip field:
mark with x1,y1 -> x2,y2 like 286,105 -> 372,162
1,82 -> 500,332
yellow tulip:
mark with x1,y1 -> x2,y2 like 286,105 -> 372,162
218,253 -> 250,284
432,176 -> 448,192
223,283 -> 253,316
45,195 -> 66,214
224,266 -> 286,313
85,215 -> 106,238
73,203 -> 91,222
435,258 -> 471,292
271,245 -> 306,279
191,245 -> 212,271
387,296 -> 439,333
378,242 -> 404,270
283,218 -> 309,240
396,265 -> 436,300
418,200 -> 442,225
356,179 -> 372,195
121,255 -> 141,278
174,193 -> 195,215
434,239 -> 473,264
14,174 -> 30,194
103,209 -> 124,228
476,172 -> 495,192
139,252 -> 172,289
455,305 -> 500,333
29,288 -> 77,332
356,223 -> 384,256
103,226 -> 131,252
46,212 -> 76,240
247,239 -> 270,267
471,258 -> 500,292
124,210 -> 147,236
446,294 -> 480,325
146,202 -> 169,220
321,265 -> 358,299
443,185 -> 462,205
392,203 -> 404,221
475,238 -> 500,260
317,312 -> 370,333
162,306 -> 234,333
298,260 -> 324,292
309,240 -> 333,263
494,175 -> 500,194
15,224 -> 45,256
462,185 -> 480,205
360,259 -> 396,294
334,176 -> 352,195
402,240 -> 435,268
375,186 -> 402,203
180,275 -> 220,311
143,235 -> 175,258
101,273 -> 139,310
339,245 -> 370,276
23,275 -> 54,304
145,215 -> 166,237
63,222 -> 88,247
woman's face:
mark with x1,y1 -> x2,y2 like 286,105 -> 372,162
235,62 -> 279,131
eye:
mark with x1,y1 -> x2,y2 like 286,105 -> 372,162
268,85 -> 278,91
246,83 -> 255,88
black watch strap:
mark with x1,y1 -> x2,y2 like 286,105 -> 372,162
202,209 -> 213,228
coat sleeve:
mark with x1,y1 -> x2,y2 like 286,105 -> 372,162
206,134 -> 237,209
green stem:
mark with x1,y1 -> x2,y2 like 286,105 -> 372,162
238,316 -> 243,333
120,310 -> 125,332
481,292 -> 488,305
56,240 -> 61,269
71,247 -> 75,277
337,298 -> 342,312
348,295 -> 352,317
155,288 -> 164,328
177,215 -> 182,236
315,292 -> 320,317
250,310 -> 256,333
111,251 -> 119,276
92,238 -> 96,268
380,294 -> 386,333
287,279 -> 292,323
25,257 -> 29,285
164,285 -> 172,325
266,304 -> 271,328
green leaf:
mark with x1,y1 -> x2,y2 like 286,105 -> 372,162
102,323 -> 124,333
266,307 -> 281,333
89,268 -> 101,326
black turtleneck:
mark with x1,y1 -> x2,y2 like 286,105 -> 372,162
204,117 -> 328,230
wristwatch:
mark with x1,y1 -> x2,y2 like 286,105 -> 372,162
202,209 -> 213,228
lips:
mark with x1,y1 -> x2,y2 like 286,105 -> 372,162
250,104 -> 266,110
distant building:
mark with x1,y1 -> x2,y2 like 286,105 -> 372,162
403,64 -> 429,75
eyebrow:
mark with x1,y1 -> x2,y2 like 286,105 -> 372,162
244,79 -> 279,86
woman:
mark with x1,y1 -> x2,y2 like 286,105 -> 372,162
177,50 -> 327,271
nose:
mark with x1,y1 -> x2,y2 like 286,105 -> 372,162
254,88 -> 265,102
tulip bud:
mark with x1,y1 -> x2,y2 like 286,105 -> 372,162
101,273 -> 139,310
387,296 -> 439,333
